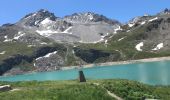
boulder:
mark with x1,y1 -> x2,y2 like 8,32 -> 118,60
0,85 -> 12,92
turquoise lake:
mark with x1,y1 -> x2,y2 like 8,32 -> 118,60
0,60 -> 170,85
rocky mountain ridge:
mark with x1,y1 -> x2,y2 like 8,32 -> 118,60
14,9 -> 120,43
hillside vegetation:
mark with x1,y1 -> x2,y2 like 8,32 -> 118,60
0,79 -> 170,100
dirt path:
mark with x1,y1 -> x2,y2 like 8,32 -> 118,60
93,83 -> 123,100
10,88 -> 21,92
107,90 -> 123,100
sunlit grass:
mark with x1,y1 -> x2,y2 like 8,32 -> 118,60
0,79 -> 169,100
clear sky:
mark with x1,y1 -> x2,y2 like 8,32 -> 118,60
0,0 -> 170,25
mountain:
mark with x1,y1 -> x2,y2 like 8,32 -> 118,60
0,8 -> 170,75
17,9 -> 57,27
15,10 -> 120,43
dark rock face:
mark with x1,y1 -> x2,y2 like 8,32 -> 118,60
146,18 -> 164,32
145,17 -> 170,42
0,55 -> 33,75
33,45 -> 66,58
33,47 -> 57,58
74,48 -> 111,63
0,85 -> 12,92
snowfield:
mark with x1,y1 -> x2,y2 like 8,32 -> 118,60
0,51 -> 6,55
36,51 -> 58,60
135,42 -> 144,51
152,43 -> 163,51
41,18 -> 53,25
128,23 -> 135,27
114,26 -> 122,33
13,32 -> 25,40
148,17 -> 158,22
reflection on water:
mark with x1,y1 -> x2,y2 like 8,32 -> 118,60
0,60 -> 170,85
159,61 -> 168,85
138,64 -> 148,84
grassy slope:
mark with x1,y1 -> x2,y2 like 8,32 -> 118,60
0,42 -> 36,62
77,23 -> 170,62
0,80 -> 169,100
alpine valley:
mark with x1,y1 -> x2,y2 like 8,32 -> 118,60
1,9 -> 170,76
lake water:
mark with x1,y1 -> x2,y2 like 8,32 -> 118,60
0,60 -> 170,85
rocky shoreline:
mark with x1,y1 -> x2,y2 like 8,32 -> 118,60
61,56 -> 170,70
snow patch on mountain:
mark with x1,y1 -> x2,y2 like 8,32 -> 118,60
126,30 -> 130,32
25,13 -> 37,19
4,39 -> 13,42
88,14 -> 94,20
152,43 -> 163,51
94,38 -> 104,43
140,21 -> 146,25
114,26 -> 122,33
36,26 -> 73,37
4,35 -> 8,39
3,36 -> 13,42
135,42 -> 144,51
105,40 -> 108,44
40,42 -> 48,45
0,51 -> 6,55
44,51 -> 58,58
128,17 -> 141,27
63,27 -> 72,34
13,32 -> 25,40
36,51 -> 58,61
128,23 -> 135,27
27,45 -> 36,47
149,17 -> 158,22
36,30 -> 59,37
40,18 -> 53,25
118,36 -> 126,41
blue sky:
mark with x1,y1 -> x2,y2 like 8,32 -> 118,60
0,0 -> 170,25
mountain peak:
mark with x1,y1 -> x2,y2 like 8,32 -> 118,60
37,9 -> 48,13
24,9 -> 56,20
19,9 -> 57,27
64,12 -> 120,25
158,8 -> 170,15
163,8 -> 170,14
